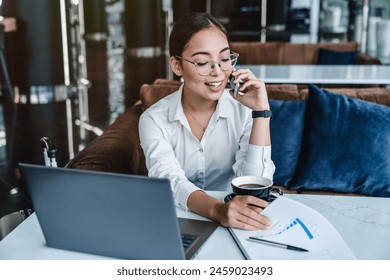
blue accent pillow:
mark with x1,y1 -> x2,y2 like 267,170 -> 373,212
269,100 -> 306,187
289,85 -> 390,197
318,48 -> 358,65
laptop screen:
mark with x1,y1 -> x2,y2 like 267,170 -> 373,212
19,163 -> 217,259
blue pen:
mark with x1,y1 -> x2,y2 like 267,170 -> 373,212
248,237 -> 309,252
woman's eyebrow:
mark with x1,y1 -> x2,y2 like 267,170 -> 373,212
191,47 -> 230,57
191,51 -> 209,57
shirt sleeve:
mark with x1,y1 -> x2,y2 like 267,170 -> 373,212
240,144 -> 276,179
232,114 -> 276,181
139,111 -> 200,210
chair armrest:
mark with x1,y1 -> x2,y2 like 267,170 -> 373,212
66,105 -> 147,175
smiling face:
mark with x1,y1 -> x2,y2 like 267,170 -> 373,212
171,26 -> 232,103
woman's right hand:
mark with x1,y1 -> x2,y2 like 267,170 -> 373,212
213,195 -> 271,230
187,190 -> 271,231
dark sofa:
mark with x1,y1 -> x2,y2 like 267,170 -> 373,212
67,79 -> 390,197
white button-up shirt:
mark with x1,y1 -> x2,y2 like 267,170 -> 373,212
139,84 -> 275,210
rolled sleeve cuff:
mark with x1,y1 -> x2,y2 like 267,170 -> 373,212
174,181 -> 202,211
242,144 -> 275,179
246,144 -> 272,164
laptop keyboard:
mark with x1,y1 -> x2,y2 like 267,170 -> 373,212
181,233 -> 198,251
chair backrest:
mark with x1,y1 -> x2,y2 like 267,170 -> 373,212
299,87 -> 390,106
139,79 -> 303,109
140,79 -> 390,107
139,82 -> 181,110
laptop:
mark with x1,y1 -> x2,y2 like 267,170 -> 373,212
19,163 -> 218,260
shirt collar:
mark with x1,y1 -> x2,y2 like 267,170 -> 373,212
168,84 -> 232,124
168,83 -> 185,124
216,90 -> 231,119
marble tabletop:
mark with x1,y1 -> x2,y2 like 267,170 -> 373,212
241,64 -> 390,85
190,192 -> 390,260
0,192 -> 389,260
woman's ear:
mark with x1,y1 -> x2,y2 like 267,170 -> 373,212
170,56 -> 182,76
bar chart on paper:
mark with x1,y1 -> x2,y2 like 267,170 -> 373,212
255,217 -> 319,241
229,196 -> 356,260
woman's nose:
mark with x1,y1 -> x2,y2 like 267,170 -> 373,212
210,61 -> 222,75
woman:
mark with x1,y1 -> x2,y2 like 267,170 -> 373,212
139,12 -> 275,230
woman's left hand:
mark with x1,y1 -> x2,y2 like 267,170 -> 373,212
230,68 -> 270,111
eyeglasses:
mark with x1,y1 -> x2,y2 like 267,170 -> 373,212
175,52 -> 239,76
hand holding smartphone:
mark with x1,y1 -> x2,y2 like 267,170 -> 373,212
229,74 -> 247,98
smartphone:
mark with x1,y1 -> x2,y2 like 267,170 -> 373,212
228,75 -> 246,98
229,75 -> 240,98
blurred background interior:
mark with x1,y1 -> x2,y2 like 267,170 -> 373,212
1,0 -> 390,238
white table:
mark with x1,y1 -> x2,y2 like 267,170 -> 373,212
241,64 -> 390,85
0,192 -> 389,260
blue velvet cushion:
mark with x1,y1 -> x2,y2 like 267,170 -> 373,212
269,100 -> 306,186
289,85 -> 390,197
318,48 -> 358,65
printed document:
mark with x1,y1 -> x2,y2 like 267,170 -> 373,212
229,196 -> 356,259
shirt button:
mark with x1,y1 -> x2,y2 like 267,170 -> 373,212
264,158 -> 267,162
199,172 -> 204,176
199,148 -> 203,152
